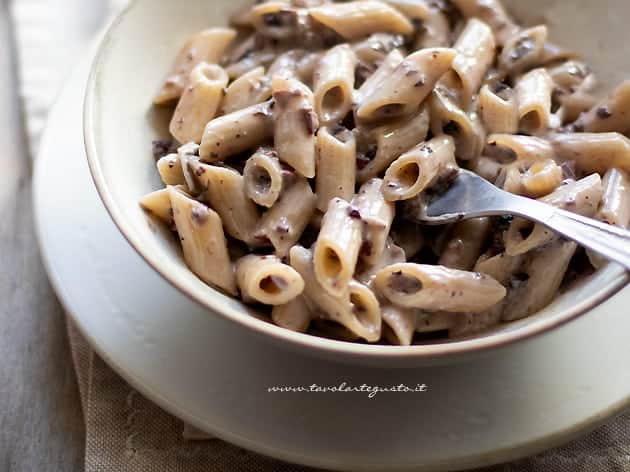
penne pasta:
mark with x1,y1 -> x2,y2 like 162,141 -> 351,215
314,198 -> 364,296
485,134 -> 554,163
313,44 -> 357,125
272,296 -> 313,332
414,7 -> 450,49
243,147 -> 285,208
154,28 -> 236,105
156,153 -> 186,186
415,311 -> 457,334
478,84 -> 519,134
596,168 -> 630,228
498,25 -> 548,77
272,76 -> 319,178
573,80 -> 630,134
451,0 -> 518,45
381,304 -> 417,345
192,162 -> 261,245
236,254 -> 305,305
355,48 -> 404,105
309,1 -> 414,40
290,245 -> 382,342
255,176 -> 317,256
550,132 -> 630,174
445,19 -> 497,108
200,100 -> 274,161
375,263 -> 506,313
140,186 -> 183,225
438,218 -> 492,270
169,188 -> 237,295
515,68 -> 553,135
356,48 -> 457,122
316,126 -> 357,211
352,179 -> 396,265
357,103 -> 430,183
501,240 -> 577,321
382,135 -> 458,201
429,86 -> 485,161
170,63 -> 229,144
221,67 -> 272,115
504,174 -> 603,255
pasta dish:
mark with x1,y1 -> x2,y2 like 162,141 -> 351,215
140,0 -> 630,345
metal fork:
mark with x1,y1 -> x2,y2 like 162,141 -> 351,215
408,169 -> 630,270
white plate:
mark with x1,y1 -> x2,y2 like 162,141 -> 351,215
33,58 -> 630,472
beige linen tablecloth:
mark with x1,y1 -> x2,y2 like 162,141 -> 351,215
12,0 -> 629,470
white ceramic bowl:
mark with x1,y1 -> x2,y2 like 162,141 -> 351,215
85,0 -> 628,366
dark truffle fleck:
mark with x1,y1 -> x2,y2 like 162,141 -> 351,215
301,108 -> 319,135
597,107 -> 612,119
348,207 -> 362,219
152,140 -> 178,160
414,77 -> 426,87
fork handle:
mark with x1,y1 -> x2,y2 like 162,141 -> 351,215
529,206 -> 630,270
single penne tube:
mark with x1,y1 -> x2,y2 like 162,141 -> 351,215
192,162 -> 261,245
175,142 -> 202,194
501,240 -> 577,321
573,80 -> 630,134
272,76 -> 318,178
352,33 -> 405,73
497,26 -> 548,77
168,188 -> 237,295
451,0 -> 518,45
309,1 -> 414,40
445,19 -> 496,108
596,168 -> 630,227
429,87 -> 485,161
255,176 -> 317,256
485,134 -> 554,163
413,8 -> 450,49
588,168 -> 630,268
315,126 -> 356,211
550,132 -> 630,174
352,179 -> 396,265
382,135 -> 458,201
140,186 -> 185,224
313,44 -> 357,125
504,174 -> 603,255
356,48 -> 456,122
200,100 -> 274,161
357,103 -> 430,183
268,49 -> 306,80
474,251 -> 525,286
314,198 -> 364,296
515,68 -> 553,134
478,84 -> 519,134
156,153 -> 186,186
295,51 -> 324,85
235,254 -> 305,305
381,304 -> 417,346
518,159 -> 564,198
415,311 -> 457,334
221,67 -> 272,115
374,263 -> 506,313
272,296 -> 312,333
243,148 -> 284,208
154,28 -> 236,105
356,49 -> 404,105
289,245 -> 382,342
250,2 -> 303,39
438,218 -> 492,271
170,63 -> 229,144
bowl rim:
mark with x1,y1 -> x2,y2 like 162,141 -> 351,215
84,0 -> 630,363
